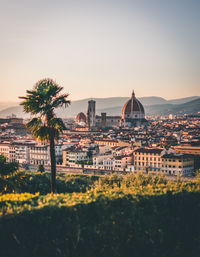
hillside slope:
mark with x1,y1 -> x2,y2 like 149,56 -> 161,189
0,96 -> 199,117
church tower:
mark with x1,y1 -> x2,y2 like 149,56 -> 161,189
86,100 -> 96,129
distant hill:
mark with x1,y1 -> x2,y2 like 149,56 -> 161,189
0,96 -> 199,118
170,98 -> 200,115
98,98 -> 200,116
141,104 -> 174,116
0,102 -> 19,112
168,96 -> 200,105
144,98 -> 200,116
0,106 -> 25,117
139,96 -> 167,106
97,106 -> 123,116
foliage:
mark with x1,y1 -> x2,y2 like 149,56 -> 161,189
0,171 -> 98,194
0,154 -> 19,177
76,160 -> 93,165
195,168 -> 200,180
38,165 -> 45,173
0,173 -> 200,257
0,189 -> 200,256
87,150 -> 93,159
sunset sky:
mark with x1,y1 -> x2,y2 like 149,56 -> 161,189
0,0 -> 199,102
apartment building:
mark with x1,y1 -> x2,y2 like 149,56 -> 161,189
161,153 -> 194,176
94,139 -> 131,148
174,145 -> 200,170
14,141 -> 33,164
103,157 -> 114,170
30,144 -> 63,166
113,155 -> 133,171
0,141 -> 11,160
134,148 -> 164,172
113,157 -> 123,171
94,139 -> 119,147
98,145 -> 112,155
30,144 -> 50,166
63,148 -> 88,166
174,145 -> 200,155
93,153 -> 113,166
0,140 -> 34,164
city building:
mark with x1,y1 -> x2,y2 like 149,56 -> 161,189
161,153 -> 194,176
30,144 -> 50,166
29,143 -> 63,166
0,141 -> 11,160
93,153 -> 113,167
63,148 -> 89,166
134,148 -> 164,172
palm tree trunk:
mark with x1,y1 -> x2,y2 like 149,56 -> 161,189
49,133 -> 56,193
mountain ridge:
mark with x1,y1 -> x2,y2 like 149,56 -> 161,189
0,96 -> 199,118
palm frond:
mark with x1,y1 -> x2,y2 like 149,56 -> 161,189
48,117 -> 66,132
51,94 -> 71,108
47,84 -> 63,99
26,117 -> 43,132
26,118 -> 51,141
19,89 -> 45,114
33,126 -> 51,141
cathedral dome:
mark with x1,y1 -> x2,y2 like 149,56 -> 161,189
122,97 -> 144,116
76,112 -> 86,123
122,90 -> 144,117
121,90 -> 145,123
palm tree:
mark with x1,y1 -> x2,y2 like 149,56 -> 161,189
19,78 -> 70,193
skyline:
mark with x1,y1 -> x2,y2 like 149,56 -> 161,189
1,0 -> 200,101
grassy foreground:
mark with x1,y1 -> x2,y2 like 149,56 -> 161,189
0,172 -> 200,257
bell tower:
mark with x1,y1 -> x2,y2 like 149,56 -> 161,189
86,100 -> 96,129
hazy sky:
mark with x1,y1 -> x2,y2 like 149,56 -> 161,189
0,0 -> 199,101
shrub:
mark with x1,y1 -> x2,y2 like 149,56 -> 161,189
0,171 -> 99,194
38,165 -> 45,173
0,155 -> 19,177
